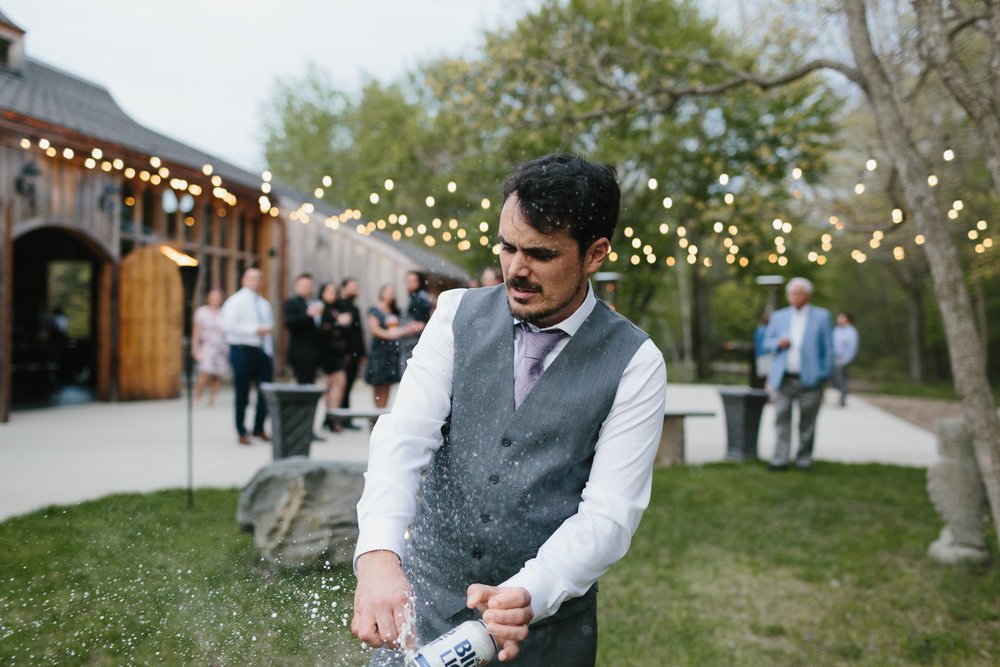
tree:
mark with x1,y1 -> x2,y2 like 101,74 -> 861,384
419,0 -> 842,378
520,0 -> 1000,550
260,1 -> 842,382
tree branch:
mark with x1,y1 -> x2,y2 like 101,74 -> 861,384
521,56 -> 862,128
948,11 -> 989,39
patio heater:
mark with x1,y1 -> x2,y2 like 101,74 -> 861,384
160,246 -> 199,509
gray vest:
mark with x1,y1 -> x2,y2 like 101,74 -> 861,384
404,285 -> 648,621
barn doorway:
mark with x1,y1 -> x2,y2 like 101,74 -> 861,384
11,227 -> 109,408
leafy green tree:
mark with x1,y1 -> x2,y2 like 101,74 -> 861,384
417,0 -> 841,377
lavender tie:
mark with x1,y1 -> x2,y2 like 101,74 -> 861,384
514,324 -> 566,409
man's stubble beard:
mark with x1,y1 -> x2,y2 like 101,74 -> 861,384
505,274 -> 587,326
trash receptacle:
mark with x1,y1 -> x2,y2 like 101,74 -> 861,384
260,383 -> 325,460
718,386 -> 770,461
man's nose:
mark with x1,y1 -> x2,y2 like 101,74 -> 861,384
507,252 -> 530,277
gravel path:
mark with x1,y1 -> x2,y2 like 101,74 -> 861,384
859,394 -> 962,433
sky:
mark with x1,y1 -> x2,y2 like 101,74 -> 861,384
2,0 -> 538,172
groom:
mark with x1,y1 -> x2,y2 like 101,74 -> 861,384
351,153 -> 667,664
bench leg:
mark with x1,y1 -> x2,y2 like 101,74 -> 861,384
656,416 -> 685,466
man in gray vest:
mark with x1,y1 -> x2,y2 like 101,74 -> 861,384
352,154 -> 667,664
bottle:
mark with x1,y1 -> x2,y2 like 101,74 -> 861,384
405,620 -> 497,667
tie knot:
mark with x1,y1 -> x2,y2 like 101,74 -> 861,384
521,324 -> 565,361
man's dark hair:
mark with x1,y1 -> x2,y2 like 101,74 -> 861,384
840,312 -> 854,323
501,153 -> 620,254
407,270 -> 428,292
295,272 -> 314,282
341,276 -> 357,289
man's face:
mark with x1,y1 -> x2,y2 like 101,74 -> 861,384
837,313 -> 849,326
243,269 -> 263,293
342,280 -> 358,299
295,277 -> 314,298
405,273 -> 420,294
498,194 -> 608,328
787,285 -> 811,309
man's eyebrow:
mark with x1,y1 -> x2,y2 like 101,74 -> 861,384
496,234 -> 559,256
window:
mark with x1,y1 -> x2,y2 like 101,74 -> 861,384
218,209 -> 228,248
120,182 -> 135,234
235,210 -> 245,252
201,201 -> 213,246
141,190 -> 155,236
0,39 -> 11,69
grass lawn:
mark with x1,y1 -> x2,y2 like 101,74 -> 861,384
1,463 -> 997,666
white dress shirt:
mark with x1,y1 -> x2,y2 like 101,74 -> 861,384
355,283 -> 667,622
786,305 -> 810,374
220,287 -> 274,357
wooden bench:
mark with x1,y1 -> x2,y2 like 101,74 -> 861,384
657,410 -> 716,467
331,408 -> 715,467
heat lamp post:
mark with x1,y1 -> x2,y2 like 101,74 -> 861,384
160,246 -> 199,509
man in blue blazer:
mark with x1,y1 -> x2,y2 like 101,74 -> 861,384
760,277 -> 834,470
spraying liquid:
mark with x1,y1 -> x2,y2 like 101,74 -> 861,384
404,620 -> 497,667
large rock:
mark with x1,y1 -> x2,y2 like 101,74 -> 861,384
926,416 -> 990,564
237,458 -> 366,570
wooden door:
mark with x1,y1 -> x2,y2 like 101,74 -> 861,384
118,245 -> 182,400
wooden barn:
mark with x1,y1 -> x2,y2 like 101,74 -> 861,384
0,11 -> 467,421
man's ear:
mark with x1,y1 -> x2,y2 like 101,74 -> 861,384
584,238 -> 611,273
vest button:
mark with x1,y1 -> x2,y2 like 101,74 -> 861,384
480,513 -> 491,523
501,438 -> 512,447
488,474 -> 499,484
471,548 -> 484,560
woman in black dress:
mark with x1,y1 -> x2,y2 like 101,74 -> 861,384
317,282 -> 351,431
365,283 -> 424,408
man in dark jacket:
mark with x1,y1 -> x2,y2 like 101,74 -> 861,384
283,273 -> 323,384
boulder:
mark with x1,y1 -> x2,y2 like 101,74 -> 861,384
237,457 -> 366,570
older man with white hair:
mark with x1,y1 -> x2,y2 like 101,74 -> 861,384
760,277 -> 834,470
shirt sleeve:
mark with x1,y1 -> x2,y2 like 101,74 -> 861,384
501,339 -> 667,622
353,289 -> 465,566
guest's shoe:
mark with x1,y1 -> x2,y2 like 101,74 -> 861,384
768,463 -> 789,471
795,460 -> 812,471
252,431 -> 271,442
238,434 -> 251,445
323,416 -> 343,433
340,420 -> 361,431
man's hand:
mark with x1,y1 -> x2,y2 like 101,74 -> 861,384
778,337 -> 791,349
352,551 -> 415,650
466,584 -> 533,662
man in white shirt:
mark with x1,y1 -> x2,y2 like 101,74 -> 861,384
351,154 -> 667,665
760,277 -> 834,470
220,267 -> 274,445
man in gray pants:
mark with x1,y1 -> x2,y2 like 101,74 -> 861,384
760,277 -> 834,471
351,154 -> 667,664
